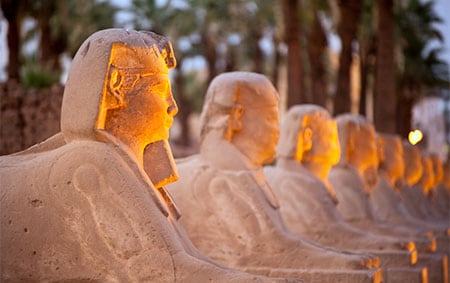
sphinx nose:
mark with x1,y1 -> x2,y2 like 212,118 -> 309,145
167,94 -> 178,116
167,104 -> 178,116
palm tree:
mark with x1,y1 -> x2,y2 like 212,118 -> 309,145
305,0 -> 330,108
131,0 -> 174,34
22,0 -> 117,76
1,0 -> 28,80
231,0 -> 277,76
395,0 -> 449,138
282,0 -> 305,108
333,0 -> 363,115
373,0 -> 396,133
357,0 -> 376,116
186,0 -> 231,86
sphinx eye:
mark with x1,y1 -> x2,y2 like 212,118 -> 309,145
152,81 -> 169,94
111,70 -> 123,89
110,69 -> 123,94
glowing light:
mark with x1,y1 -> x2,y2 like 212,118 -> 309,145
408,130 -> 423,145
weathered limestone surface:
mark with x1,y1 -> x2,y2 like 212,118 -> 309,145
329,114 -> 435,246
427,155 -> 450,222
0,29 -> 290,283
328,114 -> 446,282
264,105 -> 420,280
167,73 -> 382,282
371,134 -> 440,232
373,134 -> 449,282
375,135 -> 449,245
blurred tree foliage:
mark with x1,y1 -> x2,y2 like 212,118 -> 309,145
1,0 -> 448,144
333,0 -> 362,115
21,56 -> 59,89
395,0 -> 449,137
1,0 -> 116,88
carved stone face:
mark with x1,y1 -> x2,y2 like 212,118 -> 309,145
200,72 -> 279,167
402,144 -> 423,186
301,114 -> 340,167
106,74 -> 177,143
234,95 -> 279,166
224,75 -> 280,166
376,134 -> 405,188
103,43 -> 178,147
348,124 -> 379,190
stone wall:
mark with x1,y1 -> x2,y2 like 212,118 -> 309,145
0,81 -> 63,155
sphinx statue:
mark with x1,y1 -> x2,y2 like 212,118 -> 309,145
427,155 -> 450,221
371,133 -> 449,282
264,105 -> 429,281
399,144 -> 448,225
398,145 -> 450,277
167,73 -> 382,282
328,115 -> 432,241
431,160 -> 450,219
327,115 -> 446,283
370,133 -> 436,230
427,157 -> 450,260
373,135 -> 449,237
0,29 -> 290,282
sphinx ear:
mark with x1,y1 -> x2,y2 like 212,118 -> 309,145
225,103 -> 244,141
302,127 -> 313,152
106,68 -> 125,109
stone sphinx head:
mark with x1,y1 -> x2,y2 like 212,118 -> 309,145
335,114 -> 379,192
402,142 -> 423,187
277,104 -> 340,180
60,29 -> 178,187
376,133 -> 405,189
199,72 -> 280,166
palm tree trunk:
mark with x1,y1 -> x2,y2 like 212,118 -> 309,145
201,30 -> 218,86
271,33 -> 281,89
333,0 -> 362,115
1,0 -> 24,81
282,0 -> 304,108
396,87 -> 415,139
225,45 -> 237,72
308,11 -> 328,107
359,41 -> 375,115
359,55 -> 368,116
374,0 -> 396,133
252,31 -> 264,74
38,4 -> 55,67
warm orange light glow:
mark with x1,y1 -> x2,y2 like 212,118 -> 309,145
422,267 -> 429,283
443,255 -> 449,283
427,238 -> 437,252
410,249 -> 418,265
408,130 -> 423,145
